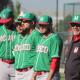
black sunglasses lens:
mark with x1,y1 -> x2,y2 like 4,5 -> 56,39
22,20 -> 32,23
77,24 -> 80,27
71,23 -> 75,27
71,23 -> 80,27
16,23 -> 22,26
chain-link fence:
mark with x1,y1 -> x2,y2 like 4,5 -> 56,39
63,3 -> 80,31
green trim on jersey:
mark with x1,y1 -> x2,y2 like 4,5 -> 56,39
34,33 -> 63,71
13,30 -> 42,69
0,25 -> 17,60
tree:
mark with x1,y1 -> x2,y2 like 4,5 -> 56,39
14,0 -> 21,18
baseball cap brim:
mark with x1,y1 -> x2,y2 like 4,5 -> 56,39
0,18 -> 12,24
20,18 -> 31,21
69,22 -> 80,24
38,22 -> 49,25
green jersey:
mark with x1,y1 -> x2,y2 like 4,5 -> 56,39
34,33 -> 63,71
0,25 -> 17,60
13,30 -> 42,69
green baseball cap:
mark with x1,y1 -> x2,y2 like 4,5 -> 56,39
38,15 -> 52,25
0,8 -> 14,24
69,15 -> 80,24
15,16 -> 23,23
20,12 -> 37,24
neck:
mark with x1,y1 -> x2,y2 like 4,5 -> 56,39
21,28 -> 34,37
7,27 -> 13,31
5,24 -> 14,31
73,33 -> 80,42
44,32 -> 52,38
21,34 -> 26,37
73,33 -> 80,36
29,28 -> 34,34
21,31 -> 29,37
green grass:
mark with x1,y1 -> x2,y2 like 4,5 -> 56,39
61,73 -> 65,80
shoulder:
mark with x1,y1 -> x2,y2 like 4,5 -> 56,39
31,29 -> 42,36
32,29 -> 40,34
51,33 -> 63,43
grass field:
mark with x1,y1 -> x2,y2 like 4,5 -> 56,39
60,68 -> 65,80
61,73 -> 65,80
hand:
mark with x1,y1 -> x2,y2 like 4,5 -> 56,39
31,72 -> 37,80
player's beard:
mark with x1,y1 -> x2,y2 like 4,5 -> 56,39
72,28 -> 80,35
21,27 -> 30,36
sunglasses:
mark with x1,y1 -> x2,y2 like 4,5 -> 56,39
70,23 -> 80,27
22,20 -> 32,23
15,22 -> 22,26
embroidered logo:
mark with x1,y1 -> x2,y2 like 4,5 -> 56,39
74,47 -> 79,53
36,45 -> 48,53
14,44 -> 31,51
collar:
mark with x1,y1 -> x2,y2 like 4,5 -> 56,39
73,34 -> 80,42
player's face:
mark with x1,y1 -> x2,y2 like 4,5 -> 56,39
39,25 -> 48,34
16,24 -> 23,33
16,22 -> 23,33
21,20 -> 32,31
70,23 -> 80,35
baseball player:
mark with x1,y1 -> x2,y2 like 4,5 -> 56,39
32,15 -> 63,80
0,8 -> 17,80
13,12 -> 42,80
65,15 -> 80,80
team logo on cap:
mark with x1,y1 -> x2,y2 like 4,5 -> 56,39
40,17 -> 44,21
74,47 -> 79,53
74,16 -> 79,21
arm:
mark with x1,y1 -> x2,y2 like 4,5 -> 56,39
47,58 -> 60,80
